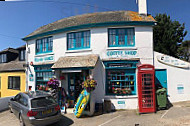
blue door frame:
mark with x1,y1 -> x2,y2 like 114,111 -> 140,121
155,69 -> 167,91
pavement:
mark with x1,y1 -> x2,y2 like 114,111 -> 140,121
1,101 -> 190,126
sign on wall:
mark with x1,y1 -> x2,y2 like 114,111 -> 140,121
106,50 -> 138,58
29,74 -> 34,81
34,55 -> 54,63
117,100 -> 126,109
157,55 -> 189,68
177,84 -> 184,94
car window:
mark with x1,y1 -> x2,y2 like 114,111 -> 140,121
19,95 -> 28,106
14,94 -> 21,101
31,96 -> 56,108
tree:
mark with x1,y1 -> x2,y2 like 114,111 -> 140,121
177,40 -> 190,61
153,14 -> 187,58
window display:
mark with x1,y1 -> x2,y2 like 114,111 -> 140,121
106,70 -> 136,95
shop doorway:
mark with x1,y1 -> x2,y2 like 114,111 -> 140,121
68,70 -> 89,107
155,69 -> 167,90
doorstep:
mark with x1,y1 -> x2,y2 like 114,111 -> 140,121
61,108 -> 74,114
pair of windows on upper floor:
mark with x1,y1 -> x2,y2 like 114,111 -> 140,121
35,28 -> 135,54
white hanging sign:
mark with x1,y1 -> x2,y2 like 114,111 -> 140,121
157,55 -> 189,68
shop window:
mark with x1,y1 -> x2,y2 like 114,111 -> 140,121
19,49 -> 26,61
106,70 -> 136,95
67,30 -> 90,50
36,36 -> 53,54
108,28 -> 135,47
8,76 -> 20,90
35,65 -> 53,89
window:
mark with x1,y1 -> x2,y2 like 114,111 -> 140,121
19,96 -> 28,106
20,50 -> 26,61
106,70 -> 136,95
35,65 -> 53,89
8,76 -> 20,90
108,28 -> 135,47
36,36 -> 53,54
0,54 -> 7,63
67,30 -> 90,50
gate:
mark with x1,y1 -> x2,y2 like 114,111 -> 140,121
138,64 -> 156,113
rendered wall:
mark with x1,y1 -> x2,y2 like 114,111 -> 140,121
0,71 -> 26,97
154,51 -> 190,103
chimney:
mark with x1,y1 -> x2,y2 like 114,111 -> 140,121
137,0 -> 147,16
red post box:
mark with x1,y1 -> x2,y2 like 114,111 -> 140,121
138,64 -> 156,113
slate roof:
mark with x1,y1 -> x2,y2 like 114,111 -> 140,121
0,61 -> 25,72
0,48 -> 18,54
52,54 -> 99,69
24,11 -> 155,40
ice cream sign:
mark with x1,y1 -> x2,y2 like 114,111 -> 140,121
157,55 -> 189,68
106,50 -> 138,58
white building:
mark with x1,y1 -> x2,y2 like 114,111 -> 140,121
23,7 -> 190,110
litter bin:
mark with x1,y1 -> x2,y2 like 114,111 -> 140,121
156,88 -> 167,109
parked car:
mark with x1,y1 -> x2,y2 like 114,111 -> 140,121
8,91 -> 62,126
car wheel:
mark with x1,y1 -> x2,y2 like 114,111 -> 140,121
9,104 -> 13,113
19,115 -> 25,126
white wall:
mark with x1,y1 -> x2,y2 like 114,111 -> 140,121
154,52 -> 190,103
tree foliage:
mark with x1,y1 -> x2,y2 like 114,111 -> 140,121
153,13 -> 187,58
177,40 -> 190,61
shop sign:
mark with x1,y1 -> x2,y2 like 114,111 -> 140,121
106,50 -> 138,58
108,63 -> 132,68
35,55 -> 54,63
157,55 -> 189,68
29,74 -> 34,81
177,84 -> 184,94
117,100 -> 126,109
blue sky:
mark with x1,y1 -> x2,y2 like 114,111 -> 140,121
0,0 -> 189,50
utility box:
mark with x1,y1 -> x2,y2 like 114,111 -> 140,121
156,88 -> 167,109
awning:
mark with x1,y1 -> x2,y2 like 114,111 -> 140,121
52,54 -> 99,69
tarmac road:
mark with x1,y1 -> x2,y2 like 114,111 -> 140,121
1,101 -> 190,126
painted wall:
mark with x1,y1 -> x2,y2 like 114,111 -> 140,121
0,71 -> 26,97
26,25 -> 154,109
154,51 -> 190,103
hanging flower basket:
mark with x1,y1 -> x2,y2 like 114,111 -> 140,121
47,78 -> 60,89
81,78 -> 97,92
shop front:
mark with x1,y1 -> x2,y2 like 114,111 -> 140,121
52,54 -> 98,108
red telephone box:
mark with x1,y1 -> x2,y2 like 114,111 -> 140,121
138,64 -> 156,113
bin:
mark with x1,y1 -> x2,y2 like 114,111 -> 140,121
104,100 -> 111,113
156,88 -> 167,109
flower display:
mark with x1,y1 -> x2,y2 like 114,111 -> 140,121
47,78 -> 60,89
113,88 -> 131,94
82,78 -> 97,92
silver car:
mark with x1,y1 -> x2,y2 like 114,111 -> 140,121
9,91 -> 62,126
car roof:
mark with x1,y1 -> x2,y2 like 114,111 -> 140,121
21,90 -> 50,99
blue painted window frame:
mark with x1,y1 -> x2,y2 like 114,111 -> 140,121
104,61 -> 138,96
34,65 -> 53,89
108,28 -> 135,47
36,36 -> 53,55
67,30 -> 90,50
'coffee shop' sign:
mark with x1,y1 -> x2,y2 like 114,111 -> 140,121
106,50 -> 138,58
35,55 -> 54,63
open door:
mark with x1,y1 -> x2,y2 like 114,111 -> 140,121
138,64 -> 156,113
